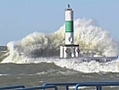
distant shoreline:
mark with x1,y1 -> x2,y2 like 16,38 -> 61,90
0,46 -> 7,51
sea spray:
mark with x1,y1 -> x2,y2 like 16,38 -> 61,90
2,18 -> 119,63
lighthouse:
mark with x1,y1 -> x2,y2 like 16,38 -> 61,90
60,4 -> 80,58
65,4 -> 74,45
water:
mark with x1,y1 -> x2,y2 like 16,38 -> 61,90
0,62 -> 119,89
0,19 -> 119,90
0,48 -> 119,90
0,49 -> 119,89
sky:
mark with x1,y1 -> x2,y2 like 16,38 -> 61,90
0,0 -> 119,45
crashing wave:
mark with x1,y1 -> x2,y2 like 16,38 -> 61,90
2,18 -> 119,63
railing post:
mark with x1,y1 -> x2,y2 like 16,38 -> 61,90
66,85 -> 69,90
75,84 -> 79,90
96,86 -> 102,90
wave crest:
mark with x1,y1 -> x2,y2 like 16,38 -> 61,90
2,18 -> 119,63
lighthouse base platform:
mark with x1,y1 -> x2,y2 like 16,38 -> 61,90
60,44 -> 80,59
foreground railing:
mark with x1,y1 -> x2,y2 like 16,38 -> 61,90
0,82 -> 119,90
0,85 -> 25,89
75,82 -> 119,90
17,85 -> 58,90
43,82 -> 119,90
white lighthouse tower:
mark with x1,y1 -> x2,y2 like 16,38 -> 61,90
65,4 -> 74,45
60,4 -> 80,58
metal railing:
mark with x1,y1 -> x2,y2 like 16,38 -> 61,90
43,82 -> 119,90
0,82 -> 119,90
75,82 -> 119,90
16,85 -> 58,90
0,85 -> 25,89
43,82 -> 78,90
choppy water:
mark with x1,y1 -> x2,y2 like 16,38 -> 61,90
0,49 -> 119,90
0,63 -> 119,90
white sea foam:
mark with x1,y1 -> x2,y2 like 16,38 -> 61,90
27,57 -> 119,73
54,58 -> 119,73
3,57 -> 119,73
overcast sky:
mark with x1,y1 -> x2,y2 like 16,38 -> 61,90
0,0 -> 119,45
